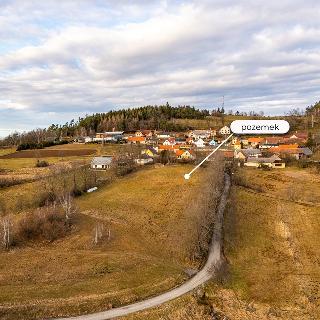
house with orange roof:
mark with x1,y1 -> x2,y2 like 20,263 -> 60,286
128,136 -> 146,144
248,137 -> 265,147
269,145 -> 312,160
158,144 -> 179,151
175,149 -> 195,160
270,144 -> 299,150
264,136 -> 285,144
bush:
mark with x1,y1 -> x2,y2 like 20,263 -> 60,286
0,177 -> 23,188
233,173 -> 263,192
37,191 -> 57,207
17,208 -> 70,242
35,160 -> 49,167
298,159 -> 309,168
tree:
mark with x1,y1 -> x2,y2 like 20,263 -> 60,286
159,150 -> 170,164
59,193 -> 76,223
2,217 -> 12,250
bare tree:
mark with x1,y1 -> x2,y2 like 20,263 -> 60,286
93,222 -> 111,245
2,217 -> 12,250
187,152 -> 225,263
59,193 -> 76,222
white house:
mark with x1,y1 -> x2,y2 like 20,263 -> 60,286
194,138 -> 205,148
219,126 -> 231,135
93,131 -> 123,142
156,132 -> 171,139
163,138 -> 176,146
91,156 -> 113,170
135,154 -> 154,165
209,139 -> 217,146
189,129 -> 215,139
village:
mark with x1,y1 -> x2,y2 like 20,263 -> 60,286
85,126 -> 313,170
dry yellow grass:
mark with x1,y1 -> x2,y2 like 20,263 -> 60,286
0,164 -> 207,319
126,167 -> 320,320
0,147 -> 16,156
213,167 -> 320,319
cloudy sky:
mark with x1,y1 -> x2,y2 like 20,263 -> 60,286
1,0 -> 320,136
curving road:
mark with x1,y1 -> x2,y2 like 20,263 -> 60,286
54,174 -> 231,320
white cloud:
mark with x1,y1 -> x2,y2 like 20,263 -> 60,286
0,0 -> 320,135
0,100 -> 29,110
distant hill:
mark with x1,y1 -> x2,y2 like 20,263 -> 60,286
2,102 -> 320,147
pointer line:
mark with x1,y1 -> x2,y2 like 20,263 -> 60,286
184,133 -> 234,180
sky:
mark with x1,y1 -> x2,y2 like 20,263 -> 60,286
1,0 -> 320,137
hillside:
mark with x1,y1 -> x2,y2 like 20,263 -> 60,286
124,167 -> 320,320
0,161 -> 225,319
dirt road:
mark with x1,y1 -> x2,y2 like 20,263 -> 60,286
54,174 -> 231,320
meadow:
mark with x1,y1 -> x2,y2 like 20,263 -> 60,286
0,163 -> 222,319
123,167 -> 320,320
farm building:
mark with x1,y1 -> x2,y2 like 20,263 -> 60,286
209,139 -> 217,146
244,155 -> 285,168
91,156 -> 113,170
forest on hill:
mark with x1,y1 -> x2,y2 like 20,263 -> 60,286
1,104 -> 215,146
1,101 -> 320,147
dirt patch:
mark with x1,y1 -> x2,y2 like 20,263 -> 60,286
0,149 -> 96,159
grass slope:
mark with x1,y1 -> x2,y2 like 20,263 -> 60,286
125,168 -> 320,320
0,165 -> 205,319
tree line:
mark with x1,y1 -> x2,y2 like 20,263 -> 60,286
1,104 -> 212,146
1,101 -> 319,147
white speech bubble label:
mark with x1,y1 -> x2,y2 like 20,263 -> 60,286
230,120 -> 290,135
